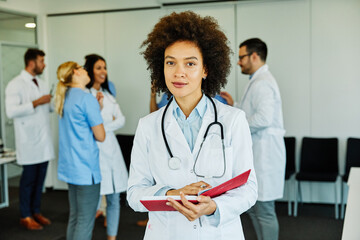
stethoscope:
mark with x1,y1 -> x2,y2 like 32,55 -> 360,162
161,94 -> 226,178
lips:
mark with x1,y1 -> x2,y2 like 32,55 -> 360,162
172,82 -> 188,88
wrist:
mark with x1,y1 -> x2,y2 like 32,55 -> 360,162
32,100 -> 38,108
207,200 -> 217,216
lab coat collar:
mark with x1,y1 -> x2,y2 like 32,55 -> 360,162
249,64 -> 268,82
21,69 -> 39,82
163,96 -> 214,156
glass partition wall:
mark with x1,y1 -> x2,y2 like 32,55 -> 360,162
0,10 -> 37,178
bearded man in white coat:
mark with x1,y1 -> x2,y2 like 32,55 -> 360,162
5,48 -> 55,230
221,38 -> 285,240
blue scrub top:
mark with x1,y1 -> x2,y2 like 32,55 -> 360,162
58,88 -> 103,185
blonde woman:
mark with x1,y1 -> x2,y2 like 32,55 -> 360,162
55,61 -> 105,240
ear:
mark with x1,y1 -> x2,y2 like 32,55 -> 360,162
28,60 -> 35,68
73,68 -> 81,76
203,66 -> 208,79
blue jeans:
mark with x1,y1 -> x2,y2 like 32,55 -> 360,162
67,183 -> 100,240
105,193 -> 121,237
19,161 -> 48,218
247,200 -> 279,240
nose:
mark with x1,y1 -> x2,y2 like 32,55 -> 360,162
174,64 -> 185,78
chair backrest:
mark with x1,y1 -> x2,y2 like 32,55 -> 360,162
300,137 -> 338,174
284,137 -> 296,179
344,138 -> 360,179
116,134 -> 135,171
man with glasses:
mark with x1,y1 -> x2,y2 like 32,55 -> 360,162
221,38 -> 285,240
5,48 -> 54,230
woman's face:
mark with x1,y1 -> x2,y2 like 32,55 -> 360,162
164,41 -> 207,101
74,65 -> 90,85
93,60 -> 107,85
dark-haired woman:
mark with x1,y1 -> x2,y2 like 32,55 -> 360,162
84,54 -> 128,240
127,11 -> 257,240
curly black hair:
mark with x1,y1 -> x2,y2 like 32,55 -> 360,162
141,11 -> 231,97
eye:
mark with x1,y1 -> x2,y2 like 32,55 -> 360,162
165,61 -> 175,66
186,62 -> 196,67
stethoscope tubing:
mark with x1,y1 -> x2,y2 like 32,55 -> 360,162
161,94 -> 226,178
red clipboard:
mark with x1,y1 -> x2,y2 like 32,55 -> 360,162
140,169 -> 251,211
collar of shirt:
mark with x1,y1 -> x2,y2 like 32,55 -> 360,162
21,69 -> 38,82
249,64 -> 267,80
172,94 -> 207,151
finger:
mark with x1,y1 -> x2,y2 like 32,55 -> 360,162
198,181 -> 212,189
196,195 -> 211,203
167,195 -> 193,218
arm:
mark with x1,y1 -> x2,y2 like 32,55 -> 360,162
84,93 -> 105,142
91,124 -> 105,142
5,81 -> 34,119
220,91 -> 234,106
247,82 -> 276,133
150,93 -> 159,113
32,95 -> 52,108
209,111 -> 257,226
104,101 -> 125,132
127,118 -> 162,211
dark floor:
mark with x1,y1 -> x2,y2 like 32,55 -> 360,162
0,183 -> 344,240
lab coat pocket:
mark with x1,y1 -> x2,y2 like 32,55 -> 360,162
18,117 -> 41,144
194,136 -> 230,179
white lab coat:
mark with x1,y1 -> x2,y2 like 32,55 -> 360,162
5,70 -> 54,165
127,97 -> 257,240
90,88 -> 128,195
239,64 -> 286,201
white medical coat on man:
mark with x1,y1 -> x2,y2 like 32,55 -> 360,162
5,70 -> 55,165
239,64 -> 285,201
127,97 -> 257,240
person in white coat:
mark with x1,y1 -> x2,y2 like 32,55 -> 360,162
84,54 -> 128,240
222,38 -> 286,240
5,48 -> 55,230
127,11 -> 257,240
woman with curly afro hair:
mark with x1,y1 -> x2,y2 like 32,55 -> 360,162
127,11 -> 257,240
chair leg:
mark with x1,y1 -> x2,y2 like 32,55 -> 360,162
341,181 -> 344,219
335,181 -> 339,219
294,181 -> 299,217
287,180 -> 292,216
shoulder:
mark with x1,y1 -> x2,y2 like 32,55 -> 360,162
217,101 -> 245,118
140,108 -> 163,125
216,101 -> 247,126
6,74 -> 23,91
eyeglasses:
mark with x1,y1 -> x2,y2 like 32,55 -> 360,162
238,53 -> 252,61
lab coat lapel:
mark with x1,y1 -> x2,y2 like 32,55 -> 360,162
163,103 -> 192,157
192,98 -> 213,156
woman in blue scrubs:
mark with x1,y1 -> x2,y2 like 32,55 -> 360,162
54,61 -> 105,240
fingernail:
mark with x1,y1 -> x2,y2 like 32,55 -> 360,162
166,202 -> 170,206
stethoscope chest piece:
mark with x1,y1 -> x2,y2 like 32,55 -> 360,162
168,157 -> 181,170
